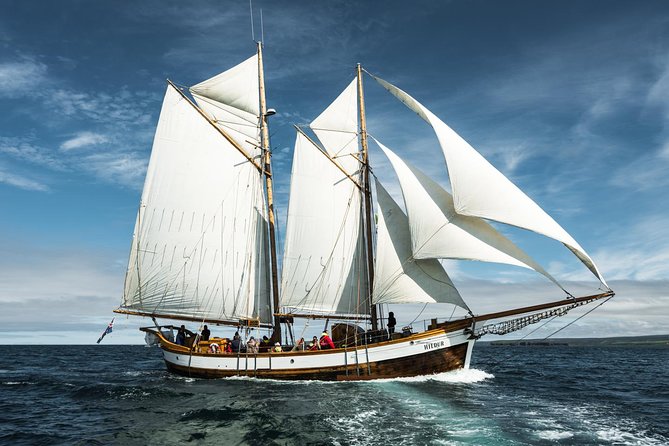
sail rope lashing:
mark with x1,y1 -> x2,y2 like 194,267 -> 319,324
473,295 -> 608,338
542,295 -> 613,340
310,128 -> 359,161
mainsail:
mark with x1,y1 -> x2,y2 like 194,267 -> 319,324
279,131 -> 369,316
120,80 -> 271,324
372,180 -> 468,308
372,75 -> 608,288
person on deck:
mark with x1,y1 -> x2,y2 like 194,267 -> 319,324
231,335 -> 241,353
273,342 -> 282,352
291,337 -> 305,351
176,325 -> 186,345
310,336 -> 320,350
260,336 -> 271,352
247,336 -> 258,354
319,331 -> 335,350
201,325 -> 210,341
387,312 -> 397,336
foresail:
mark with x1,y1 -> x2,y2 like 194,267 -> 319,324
372,75 -> 608,287
373,181 -> 468,309
309,79 -> 360,175
190,54 -> 260,117
280,132 -> 370,316
121,84 -> 271,324
375,138 -> 563,290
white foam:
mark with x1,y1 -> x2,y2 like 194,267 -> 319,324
536,430 -> 574,440
370,368 -> 494,384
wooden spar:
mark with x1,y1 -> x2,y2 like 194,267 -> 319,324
473,291 -> 615,324
257,42 -> 282,344
357,63 -> 378,331
275,312 -> 371,321
166,79 -> 265,174
113,308 -> 273,328
294,125 -> 363,191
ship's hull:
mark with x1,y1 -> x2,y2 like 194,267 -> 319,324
152,327 -> 475,381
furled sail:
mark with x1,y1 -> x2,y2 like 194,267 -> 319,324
375,138 -> 563,289
372,75 -> 608,287
120,84 -> 272,324
280,132 -> 369,316
373,180 -> 468,308
309,79 -> 359,175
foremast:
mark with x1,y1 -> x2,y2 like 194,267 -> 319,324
357,64 -> 378,331
257,41 -> 282,343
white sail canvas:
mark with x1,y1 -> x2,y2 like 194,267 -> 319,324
309,79 -> 360,175
373,180 -> 467,308
190,54 -> 260,118
280,132 -> 369,315
122,85 -> 271,323
375,138 -> 562,289
373,75 -> 607,287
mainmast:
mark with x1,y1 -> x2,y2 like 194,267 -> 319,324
257,41 -> 282,342
357,64 -> 379,331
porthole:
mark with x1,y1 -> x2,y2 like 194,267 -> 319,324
290,359 -> 295,364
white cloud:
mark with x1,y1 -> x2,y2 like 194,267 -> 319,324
0,57 -> 48,97
593,215 -> 669,281
0,167 -> 49,192
0,137 -> 67,171
60,131 -> 109,151
81,151 -> 148,189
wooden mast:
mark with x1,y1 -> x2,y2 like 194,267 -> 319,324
257,41 -> 282,343
357,63 -> 378,331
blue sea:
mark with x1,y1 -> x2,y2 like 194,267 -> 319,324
0,344 -> 667,445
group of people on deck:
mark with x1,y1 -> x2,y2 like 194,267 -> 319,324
290,331 -> 335,351
175,315 -> 398,354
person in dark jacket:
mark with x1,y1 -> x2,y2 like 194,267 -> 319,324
201,325 -> 210,341
387,312 -> 397,335
176,325 -> 186,345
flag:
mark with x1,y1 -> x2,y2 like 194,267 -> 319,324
97,318 -> 114,344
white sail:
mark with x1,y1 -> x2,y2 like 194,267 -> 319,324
373,180 -> 467,308
375,138 -> 562,289
190,54 -> 260,117
309,79 -> 359,174
191,94 -> 262,159
280,132 -> 369,315
373,75 -> 608,287
121,84 -> 271,324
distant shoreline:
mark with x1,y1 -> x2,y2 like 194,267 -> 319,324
483,334 -> 669,347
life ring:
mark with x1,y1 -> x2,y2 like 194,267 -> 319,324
208,343 -> 220,354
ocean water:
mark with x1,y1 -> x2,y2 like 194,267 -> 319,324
0,344 -> 667,445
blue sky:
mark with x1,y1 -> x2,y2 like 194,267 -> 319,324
1,1 -> 668,344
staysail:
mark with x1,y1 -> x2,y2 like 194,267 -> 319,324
279,132 -> 369,315
375,139 -> 562,289
372,75 -> 608,287
120,83 -> 272,324
373,180 -> 468,308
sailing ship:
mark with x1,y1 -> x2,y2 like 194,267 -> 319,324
114,42 -> 614,380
